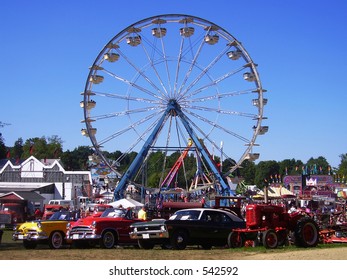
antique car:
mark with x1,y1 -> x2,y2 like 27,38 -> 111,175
129,208 -> 246,250
41,204 -> 68,220
12,210 -> 80,249
66,207 -> 144,249
83,203 -> 113,218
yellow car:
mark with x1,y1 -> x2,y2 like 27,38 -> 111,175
12,210 -> 80,249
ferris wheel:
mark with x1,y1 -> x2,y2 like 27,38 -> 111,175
80,14 -> 268,198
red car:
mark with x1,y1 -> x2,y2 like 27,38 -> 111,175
42,204 -> 67,220
66,208 -> 144,249
83,203 -> 113,218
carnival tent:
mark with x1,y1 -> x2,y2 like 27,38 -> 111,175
108,198 -> 144,209
253,186 -> 295,199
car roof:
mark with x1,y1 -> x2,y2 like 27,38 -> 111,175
176,208 -> 226,212
174,208 -> 244,221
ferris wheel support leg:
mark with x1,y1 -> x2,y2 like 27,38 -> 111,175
113,108 -> 170,200
175,103 -> 235,196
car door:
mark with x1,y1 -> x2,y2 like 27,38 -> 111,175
200,210 -> 232,245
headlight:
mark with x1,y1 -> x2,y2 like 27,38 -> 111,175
92,221 -> 97,227
66,223 -> 70,230
37,221 -> 42,228
133,227 -> 137,233
160,225 -> 166,231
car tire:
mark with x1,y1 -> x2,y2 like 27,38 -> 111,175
170,230 -> 188,250
49,231 -> 64,249
138,239 -> 155,249
100,230 -> 116,249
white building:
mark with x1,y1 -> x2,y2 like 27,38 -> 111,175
0,156 -> 92,209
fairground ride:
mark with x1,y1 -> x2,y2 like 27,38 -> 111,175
80,14 -> 268,200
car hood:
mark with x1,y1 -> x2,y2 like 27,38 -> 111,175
17,220 -> 69,231
70,217 -> 142,227
131,219 -> 166,228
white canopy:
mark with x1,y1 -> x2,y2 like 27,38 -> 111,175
108,198 -> 144,209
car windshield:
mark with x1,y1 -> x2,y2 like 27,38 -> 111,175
49,211 -> 79,221
169,210 -> 201,221
95,205 -> 109,212
100,208 -> 127,218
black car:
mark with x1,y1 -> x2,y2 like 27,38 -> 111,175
129,208 -> 246,250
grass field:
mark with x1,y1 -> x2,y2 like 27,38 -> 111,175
1,229 -> 347,260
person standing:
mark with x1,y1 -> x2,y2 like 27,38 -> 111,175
137,206 -> 147,220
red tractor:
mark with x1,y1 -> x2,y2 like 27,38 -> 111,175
228,203 -> 319,249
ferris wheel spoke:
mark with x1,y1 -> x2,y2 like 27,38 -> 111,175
90,90 -> 162,104
101,67 -> 165,101
173,37 -> 185,99
138,28 -> 173,98
178,44 -> 231,100
116,118 -> 163,164
115,48 -> 168,100
97,110 -> 164,146
176,29 -> 208,99
187,105 -> 258,119
188,88 -> 257,103
89,106 -> 161,121
183,108 -> 250,143
180,64 -> 247,101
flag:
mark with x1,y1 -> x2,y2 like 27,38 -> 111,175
29,145 -> 34,155
6,149 -> 10,159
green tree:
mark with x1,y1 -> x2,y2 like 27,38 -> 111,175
239,160 -> 256,185
60,146 -> 94,170
13,138 -> 24,160
337,153 -> 347,182
0,133 -> 6,159
254,160 -> 280,189
278,158 -> 304,176
22,135 -> 63,160
306,156 -> 329,175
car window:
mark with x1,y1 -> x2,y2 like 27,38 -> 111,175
202,211 -> 232,224
169,210 -> 201,220
101,208 -> 126,218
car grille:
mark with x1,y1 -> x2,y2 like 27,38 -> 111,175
69,226 -> 93,235
135,225 -> 162,232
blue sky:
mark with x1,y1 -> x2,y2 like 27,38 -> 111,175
1,0 -> 346,168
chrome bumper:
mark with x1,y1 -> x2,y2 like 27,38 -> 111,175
129,230 -> 169,240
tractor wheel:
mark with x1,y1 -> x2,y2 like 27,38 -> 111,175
49,231 -> 64,249
294,217 -> 319,247
227,231 -> 245,248
138,239 -> 155,250
100,230 -> 116,249
170,230 -> 188,250
262,229 -> 278,249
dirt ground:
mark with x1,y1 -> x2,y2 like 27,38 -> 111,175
1,230 -> 347,260
1,242 -> 347,260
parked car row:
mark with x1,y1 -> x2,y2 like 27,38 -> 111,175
12,207 -> 247,250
